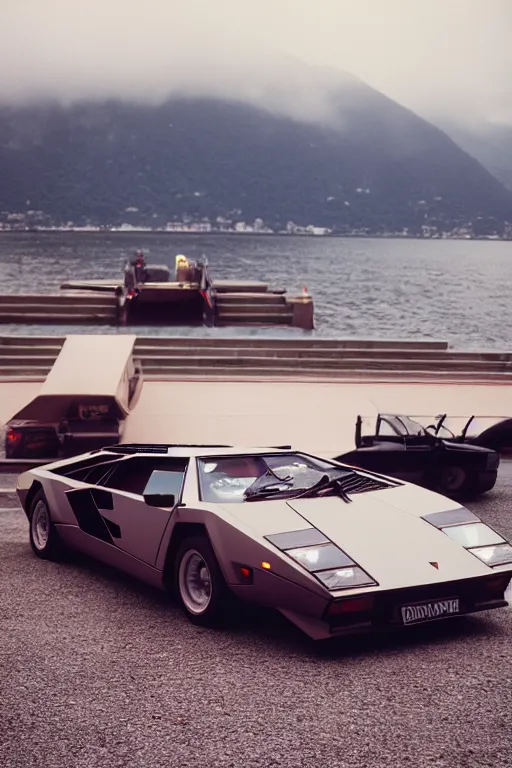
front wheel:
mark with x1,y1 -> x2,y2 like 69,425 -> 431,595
174,535 -> 231,627
28,490 -> 67,560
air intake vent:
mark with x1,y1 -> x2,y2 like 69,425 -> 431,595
338,473 -> 398,495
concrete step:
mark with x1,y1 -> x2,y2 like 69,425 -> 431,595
0,345 -> 63,357
0,303 -> 118,315
0,365 -> 52,377
216,304 -> 290,316
0,355 -> 61,366
0,313 -> 117,324
216,313 -> 293,325
132,344 -> 512,363
134,355 -> 512,372
212,281 -> 271,293
0,293 -> 117,306
0,336 -> 66,347
216,294 -> 287,305
132,337 -> 450,351
140,366 -> 512,381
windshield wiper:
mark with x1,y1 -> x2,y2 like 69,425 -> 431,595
244,467 -> 294,501
290,473 -> 353,503
244,469 -> 355,503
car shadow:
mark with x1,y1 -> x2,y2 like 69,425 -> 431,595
45,547 -> 506,659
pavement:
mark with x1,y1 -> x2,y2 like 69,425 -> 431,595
1,469 -> 512,768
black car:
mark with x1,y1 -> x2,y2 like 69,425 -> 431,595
335,413 -> 499,497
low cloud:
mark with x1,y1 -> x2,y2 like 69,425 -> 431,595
1,0 -> 511,126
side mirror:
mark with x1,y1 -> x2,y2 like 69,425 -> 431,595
144,493 -> 175,508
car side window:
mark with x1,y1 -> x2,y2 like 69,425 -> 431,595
377,419 -> 397,437
82,460 -> 123,485
101,457 -> 189,498
143,469 -> 185,497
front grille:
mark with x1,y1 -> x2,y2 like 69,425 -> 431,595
487,453 -> 500,470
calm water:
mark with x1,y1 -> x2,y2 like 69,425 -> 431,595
0,231 -> 511,349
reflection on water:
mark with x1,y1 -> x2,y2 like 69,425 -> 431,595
1,231 -> 512,348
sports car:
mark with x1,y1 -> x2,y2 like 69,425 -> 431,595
16,444 -> 512,640
335,414 -> 499,497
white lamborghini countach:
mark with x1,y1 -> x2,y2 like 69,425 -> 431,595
16,444 -> 512,640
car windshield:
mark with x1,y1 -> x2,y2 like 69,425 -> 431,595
381,416 -> 425,437
197,453 -> 351,503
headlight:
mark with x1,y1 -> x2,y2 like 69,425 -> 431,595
423,509 -> 512,568
470,544 -> 512,567
423,508 -> 479,527
442,523 -> 505,548
315,566 -> 377,590
286,543 -> 354,572
266,528 -> 378,590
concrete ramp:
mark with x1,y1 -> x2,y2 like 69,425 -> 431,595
12,335 -> 139,422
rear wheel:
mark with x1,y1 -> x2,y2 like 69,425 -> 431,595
174,535 -> 231,627
28,490 -> 67,560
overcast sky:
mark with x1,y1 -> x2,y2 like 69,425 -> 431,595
1,0 -> 511,125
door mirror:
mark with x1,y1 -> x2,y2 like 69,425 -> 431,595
143,493 -> 175,508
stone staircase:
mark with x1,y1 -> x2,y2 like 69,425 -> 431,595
214,292 -> 293,326
0,293 -> 119,325
0,336 -> 64,379
2,335 -> 512,383
131,338 -> 512,382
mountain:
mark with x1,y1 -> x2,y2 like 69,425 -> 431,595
1,79 -> 512,234
438,120 -> 512,193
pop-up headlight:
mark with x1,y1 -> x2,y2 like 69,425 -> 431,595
469,544 -> 512,568
265,528 -> 378,591
286,543 -> 354,572
423,509 -> 512,568
315,566 -> 377,591
442,522 -> 504,548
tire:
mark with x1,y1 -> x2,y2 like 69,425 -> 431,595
174,535 -> 231,627
437,465 -> 471,496
28,490 -> 67,560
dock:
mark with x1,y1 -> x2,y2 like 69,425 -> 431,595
0,281 -> 312,329
0,256 -> 314,329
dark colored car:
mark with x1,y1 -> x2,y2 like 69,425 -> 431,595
335,414 -> 499,497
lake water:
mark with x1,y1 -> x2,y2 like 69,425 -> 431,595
0,231 -> 511,349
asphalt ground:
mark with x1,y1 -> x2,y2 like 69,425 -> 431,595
1,468 -> 512,768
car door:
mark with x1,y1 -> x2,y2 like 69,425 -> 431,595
90,456 -> 188,565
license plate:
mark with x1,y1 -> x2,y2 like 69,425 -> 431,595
401,598 -> 460,625
78,404 -> 110,419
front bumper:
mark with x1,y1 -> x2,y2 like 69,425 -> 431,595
325,571 -> 512,636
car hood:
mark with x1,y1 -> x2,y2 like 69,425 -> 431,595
441,440 -> 494,456
221,487 -> 492,591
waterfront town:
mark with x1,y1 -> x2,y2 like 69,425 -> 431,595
1,207 -> 512,239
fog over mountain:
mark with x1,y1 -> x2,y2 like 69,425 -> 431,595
438,120 -> 512,193
1,1 -> 511,234
1,87 -> 511,235
1,0 -> 511,126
